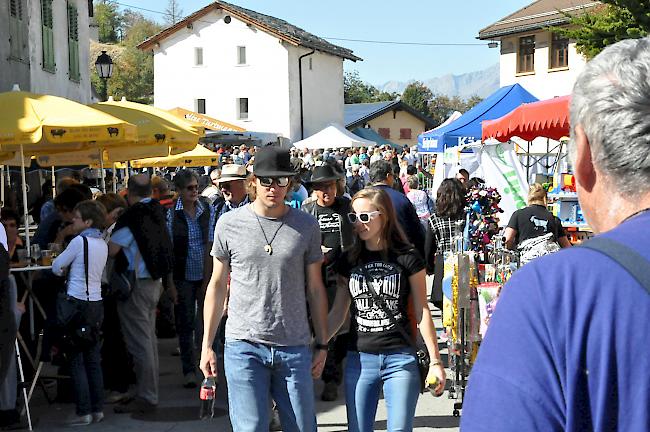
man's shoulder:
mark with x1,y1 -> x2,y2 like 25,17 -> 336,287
287,207 -> 320,228
216,205 -> 248,225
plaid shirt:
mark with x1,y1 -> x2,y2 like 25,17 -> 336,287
167,199 -> 216,281
429,213 -> 465,254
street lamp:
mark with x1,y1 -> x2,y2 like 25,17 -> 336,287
95,50 -> 113,101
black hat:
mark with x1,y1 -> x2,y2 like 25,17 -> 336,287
309,163 -> 343,184
253,147 -> 296,177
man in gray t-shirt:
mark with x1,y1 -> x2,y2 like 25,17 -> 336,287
200,147 -> 329,432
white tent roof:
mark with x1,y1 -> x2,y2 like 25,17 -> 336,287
293,123 -> 376,150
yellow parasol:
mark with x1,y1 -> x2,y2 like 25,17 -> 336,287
130,144 -> 220,168
93,98 -> 203,155
0,88 -> 137,251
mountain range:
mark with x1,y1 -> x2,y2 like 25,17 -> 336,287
378,63 -> 500,99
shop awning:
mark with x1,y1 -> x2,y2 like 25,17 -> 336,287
168,107 -> 245,132
417,84 -> 538,152
482,95 -> 570,142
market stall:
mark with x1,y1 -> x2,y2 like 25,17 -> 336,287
292,123 -> 375,150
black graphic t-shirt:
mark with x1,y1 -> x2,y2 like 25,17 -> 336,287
507,204 -> 566,245
336,248 -> 425,353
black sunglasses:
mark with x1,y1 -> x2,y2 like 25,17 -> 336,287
258,176 -> 289,187
185,184 -> 199,191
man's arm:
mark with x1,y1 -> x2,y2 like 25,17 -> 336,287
305,260 -> 328,378
108,241 -> 122,258
199,257 -> 230,378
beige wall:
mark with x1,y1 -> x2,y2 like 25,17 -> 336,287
498,30 -> 586,99
366,110 -> 427,147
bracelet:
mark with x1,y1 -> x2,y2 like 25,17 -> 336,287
313,343 -> 328,351
430,360 -> 442,367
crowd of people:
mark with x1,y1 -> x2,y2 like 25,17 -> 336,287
0,37 -> 648,432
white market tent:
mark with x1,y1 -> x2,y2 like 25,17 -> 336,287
293,123 -> 376,150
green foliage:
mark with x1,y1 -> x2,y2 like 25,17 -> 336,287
401,81 -> 432,118
553,0 -> 649,59
428,94 -> 482,126
344,70 -> 399,104
90,9 -> 162,103
95,0 -> 121,43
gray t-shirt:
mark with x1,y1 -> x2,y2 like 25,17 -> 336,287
212,204 -> 323,346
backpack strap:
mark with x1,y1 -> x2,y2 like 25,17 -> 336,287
579,237 -> 650,294
82,236 -> 89,301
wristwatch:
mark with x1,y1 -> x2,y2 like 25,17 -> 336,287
314,342 -> 328,351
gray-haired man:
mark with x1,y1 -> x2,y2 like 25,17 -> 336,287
462,38 -> 650,431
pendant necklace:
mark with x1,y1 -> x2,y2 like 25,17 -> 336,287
254,211 -> 286,255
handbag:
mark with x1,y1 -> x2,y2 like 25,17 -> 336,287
56,237 -> 101,350
361,267 -> 431,393
106,249 -> 140,301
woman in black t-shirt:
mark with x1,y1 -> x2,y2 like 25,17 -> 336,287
505,183 -> 572,249
328,187 -> 445,432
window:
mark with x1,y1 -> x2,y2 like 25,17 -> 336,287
195,47 -> 203,66
550,33 -> 569,69
309,57 -> 313,70
378,128 -> 390,139
237,46 -> 246,65
9,0 -> 26,61
67,1 -> 80,81
237,98 -> 249,119
41,0 -> 55,72
196,99 -> 206,114
399,128 -> 412,140
517,35 -> 535,74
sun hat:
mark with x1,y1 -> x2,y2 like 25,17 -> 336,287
217,164 -> 247,183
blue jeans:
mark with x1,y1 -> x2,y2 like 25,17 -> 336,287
345,348 -> 420,432
174,279 -> 204,375
70,342 -> 104,416
224,339 -> 317,432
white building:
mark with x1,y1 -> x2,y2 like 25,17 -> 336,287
138,1 -> 361,143
0,0 -> 93,102
478,0 -> 600,100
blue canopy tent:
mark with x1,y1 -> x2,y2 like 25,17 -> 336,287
417,84 -> 538,153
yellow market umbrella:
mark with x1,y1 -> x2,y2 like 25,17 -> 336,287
131,144 -> 219,168
0,88 -> 137,251
93,98 -> 203,155
0,90 -> 137,153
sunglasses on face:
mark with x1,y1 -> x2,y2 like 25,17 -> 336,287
258,176 -> 289,187
185,184 -> 199,191
347,211 -> 381,224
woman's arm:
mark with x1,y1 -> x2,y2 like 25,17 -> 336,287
410,269 -> 446,395
51,236 -> 79,276
327,275 -> 351,341
504,227 -> 517,250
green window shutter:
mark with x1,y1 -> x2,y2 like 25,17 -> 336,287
9,0 -> 24,60
41,0 -> 55,72
67,2 -> 80,81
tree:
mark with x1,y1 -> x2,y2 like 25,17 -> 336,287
554,0 -> 649,58
401,81 -> 433,118
164,0 -> 184,26
428,94 -> 483,126
344,71 -> 379,103
90,11 -> 162,103
94,0 -> 121,43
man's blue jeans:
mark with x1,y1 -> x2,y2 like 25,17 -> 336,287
344,348 -> 420,432
224,339 -> 317,432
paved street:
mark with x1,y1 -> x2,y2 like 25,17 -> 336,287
28,309 -> 460,431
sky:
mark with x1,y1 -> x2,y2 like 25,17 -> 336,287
115,0 -> 532,86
